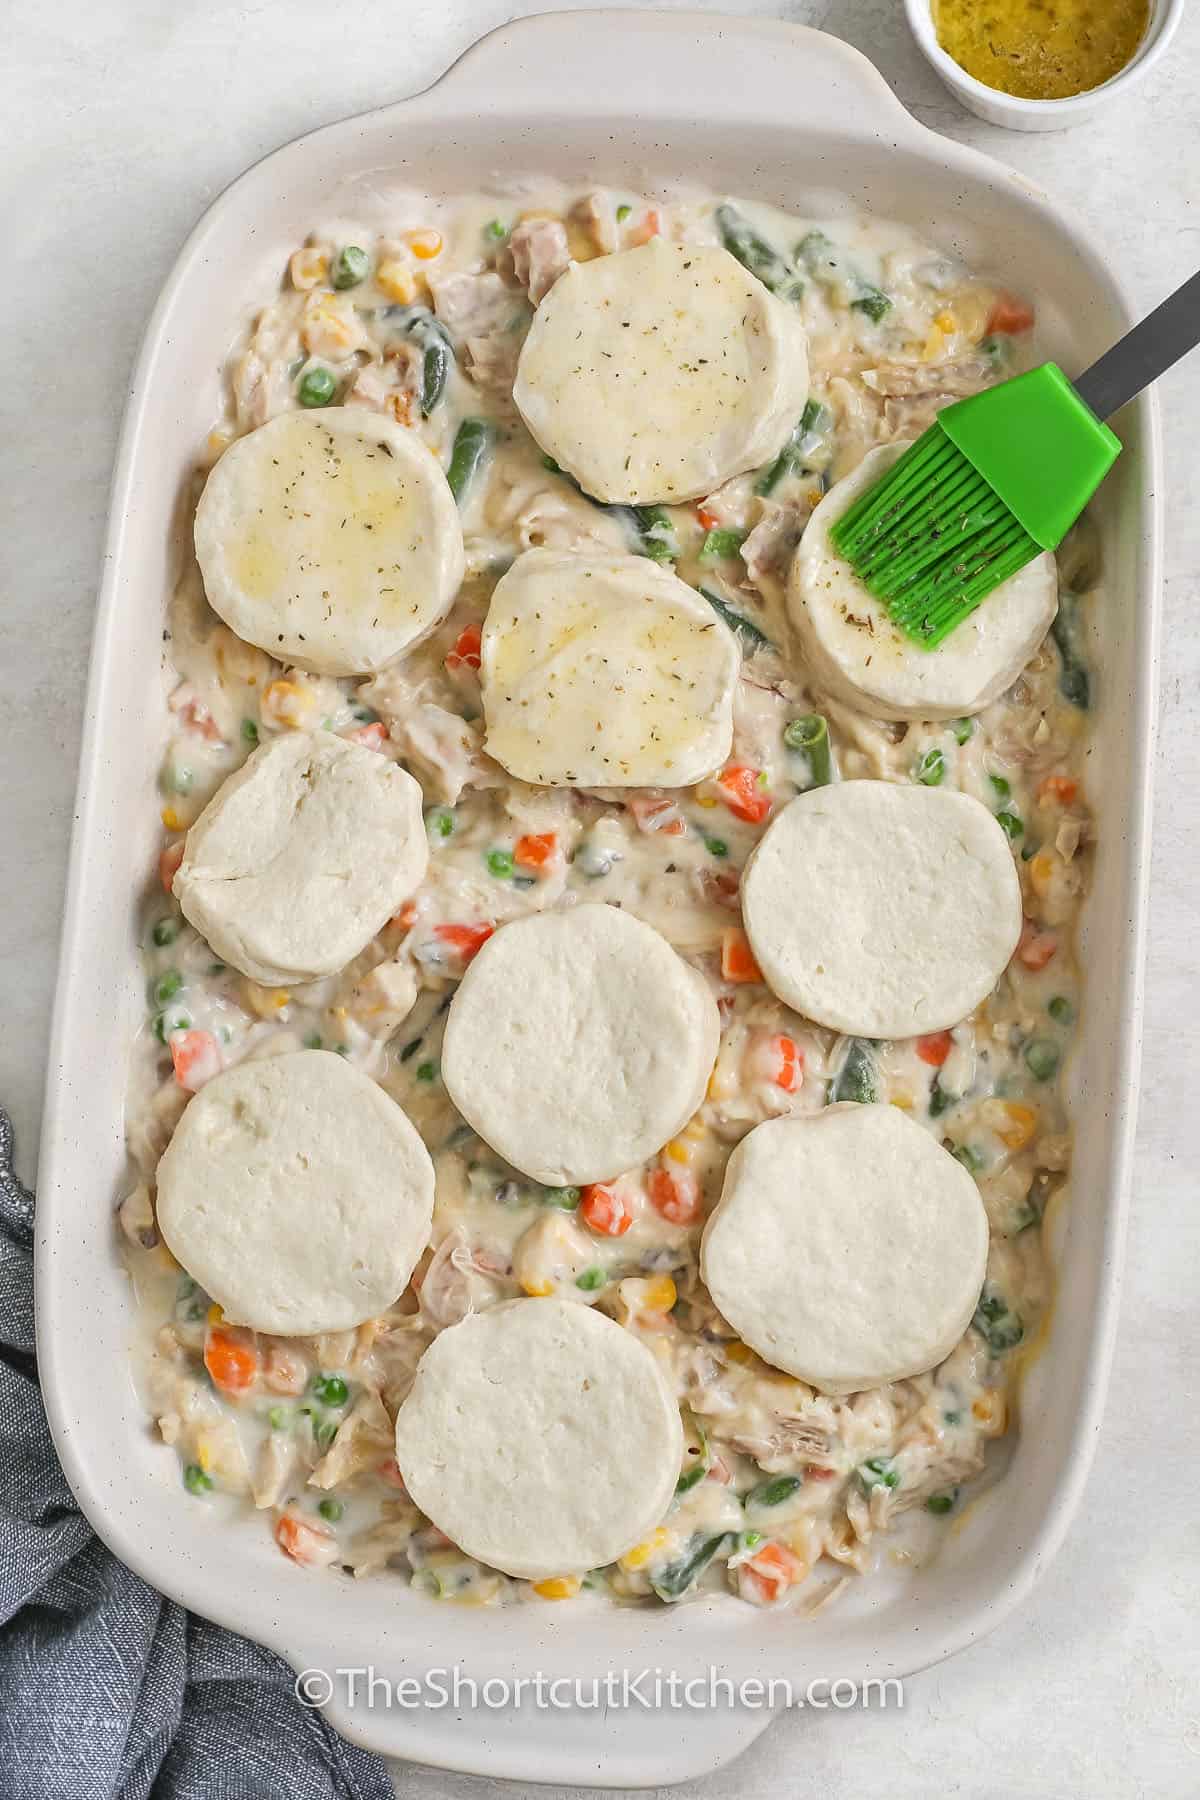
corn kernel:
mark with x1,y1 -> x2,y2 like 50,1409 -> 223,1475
522,1278 -> 554,1298
723,1339 -> 754,1364
682,1116 -> 707,1141
934,309 -> 957,333
890,1087 -> 914,1111
619,1528 -> 669,1572
696,794 -> 718,809
972,1389 -> 1007,1435
262,678 -> 317,729
196,1435 -> 214,1474
407,229 -> 443,261
921,323 -> 945,363
161,807 -> 182,831
533,1575 -> 582,1600
1029,849 -> 1058,897
641,1275 -> 677,1313
290,246 -> 329,290
664,1138 -> 694,1166
240,979 -> 291,1019
376,258 -> 417,303
997,1101 -> 1038,1150
206,1304 -> 224,1325
206,428 -> 233,461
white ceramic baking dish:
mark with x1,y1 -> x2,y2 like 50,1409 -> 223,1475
36,11 -> 1159,1787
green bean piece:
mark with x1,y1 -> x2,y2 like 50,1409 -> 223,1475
859,1456 -> 900,1492
1048,995 -> 1074,1025
926,1490 -> 958,1515
715,203 -> 797,295
331,245 -> 369,289
151,918 -> 178,949
746,1474 -> 803,1508
1024,1038 -> 1060,1082
541,1186 -> 581,1211
698,527 -> 747,563
988,773 -> 1011,800
1051,600 -> 1090,710
298,366 -> 336,407
241,717 -> 259,745
318,1497 -> 345,1522
699,587 -> 771,653
783,713 -> 832,789
754,398 -> 824,496
184,1464 -> 213,1496
833,1038 -> 877,1104
674,1461 -> 707,1496
851,287 -> 892,323
996,809 -> 1024,840
311,1373 -> 349,1408
446,418 -> 493,503
928,1076 -> 955,1118
704,837 -> 729,859
399,1037 -> 422,1062
951,1143 -> 984,1173
576,1266 -> 607,1292
651,1530 -> 732,1602
427,807 -> 455,839
415,1061 -> 438,1083
631,505 -> 678,562
916,747 -> 946,786
951,717 -> 974,745
973,1284 -> 1024,1354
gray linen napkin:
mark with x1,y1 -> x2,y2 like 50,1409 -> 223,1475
0,1109 -> 395,1800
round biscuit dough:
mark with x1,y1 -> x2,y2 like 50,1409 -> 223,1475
155,1051 -> 435,1335
194,408 -> 465,675
513,239 -> 810,505
440,905 -> 721,1186
173,729 -> 427,985
741,782 -> 1022,1038
790,442 -> 1058,721
393,1298 -> 684,1578
701,1107 -> 989,1393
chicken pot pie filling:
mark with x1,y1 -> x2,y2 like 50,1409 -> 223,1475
120,185 -> 1096,1611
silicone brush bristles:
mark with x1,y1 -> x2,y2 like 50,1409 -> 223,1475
829,428 -> 1040,649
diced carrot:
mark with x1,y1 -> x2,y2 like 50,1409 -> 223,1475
806,1464 -> 837,1480
159,838 -> 185,893
769,1033 -> 803,1092
580,1182 -> 634,1237
716,764 -> 772,825
916,1030 -> 953,1067
1017,917 -> 1058,971
204,1325 -> 258,1395
392,899 -> 419,931
986,292 -> 1036,336
175,694 -> 223,742
739,1540 -> 805,1605
445,623 -> 482,671
170,1029 -> 222,1092
514,832 -> 559,871
627,208 -> 662,246
696,503 -> 720,531
721,928 -> 762,984
628,793 -> 686,836
1038,774 -> 1078,807
647,1165 -> 703,1227
275,1512 -> 337,1567
343,721 -> 388,752
433,922 -> 495,963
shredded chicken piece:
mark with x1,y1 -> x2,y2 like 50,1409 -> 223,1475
429,271 -> 525,340
740,500 -> 809,591
571,191 -> 618,256
309,1390 -> 395,1490
508,218 -> 571,304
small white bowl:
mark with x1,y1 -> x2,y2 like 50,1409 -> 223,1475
905,0 -> 1185,130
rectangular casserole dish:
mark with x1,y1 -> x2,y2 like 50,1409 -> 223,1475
35,12 -> 1159,1787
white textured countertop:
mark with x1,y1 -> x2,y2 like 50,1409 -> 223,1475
5,3 -> 1198,1795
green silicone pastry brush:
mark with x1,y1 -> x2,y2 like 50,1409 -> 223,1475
829,268 -> 1200,647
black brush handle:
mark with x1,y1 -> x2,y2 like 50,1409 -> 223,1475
1074,267 -> 1200,419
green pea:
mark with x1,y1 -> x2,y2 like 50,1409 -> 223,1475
318,1497 -> 345,1522
1048,995 -> 1074,1025
541,1186 -> 581,1211
267,1405 -> 287,1430
184,1464 -> 213,1495
311,1373 -> 349,1408
996,810 -> 1024,840
169,765 -> 195,795
151,918 -> 179,948
926,1490 -> 957,1515
916,747 -> 946,787
331,245 -> 369,289
576,1266 -> 607,1292
951,718 -> 974,745
241,718 -> 259,745
705,837 -> 729,858
486,849 -> 514,879
153,969 -> 183,1006
298,366 -> 337,407
616,204 -> 632,222
484,219 -> 508,241
153,1010 -> 191,1043
303,1032 -> 323,1050
943,1409 -> 962,1426
859,1456 -> 900,1492
415,1061 -> 438,1083
1024,1038 -> 1060,1082
988,773 -> 1011,800
428,808 -> 455,839
746,1474 -> 803,1508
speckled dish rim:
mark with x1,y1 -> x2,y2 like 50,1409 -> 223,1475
35,11 -> 1160,1787
905,0 -> 1186,130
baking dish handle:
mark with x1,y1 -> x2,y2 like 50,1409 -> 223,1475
423,8 -> 916,138
287,1652 -> 777,1786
